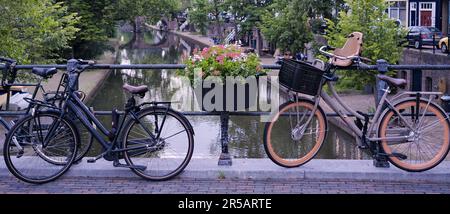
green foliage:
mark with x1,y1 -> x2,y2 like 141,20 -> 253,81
305,0 -> 346,19
190,0 -> 210,35
115,0 -> 181,28
260,0 -> 313,53
178,45 -> 266,85
190,0 -> 273,39
187,0 -> 228,38
0,0 -> 79,64
223,0 -> 272,38
62,0 -> 116,58
325,0 -> 407,89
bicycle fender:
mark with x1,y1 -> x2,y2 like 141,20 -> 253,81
140,106 -> 195,136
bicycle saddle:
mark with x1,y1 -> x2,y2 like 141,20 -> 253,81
123,83 -> 149,96
32,67 -> 57,79
377,74 -> 407,87
331,32 -> 363,67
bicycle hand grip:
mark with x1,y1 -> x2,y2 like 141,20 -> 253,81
77,59 -> 95,65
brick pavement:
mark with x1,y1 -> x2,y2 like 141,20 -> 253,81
1,176 -> 449,194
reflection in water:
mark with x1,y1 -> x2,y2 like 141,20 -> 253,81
86,29 -> 370,159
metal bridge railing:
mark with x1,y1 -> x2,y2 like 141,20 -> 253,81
1,60 -> 450,166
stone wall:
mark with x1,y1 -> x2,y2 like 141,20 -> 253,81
399,49 -> 450,94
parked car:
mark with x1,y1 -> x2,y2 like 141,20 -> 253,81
406,26 -> 442,49
438,37 -> 449,53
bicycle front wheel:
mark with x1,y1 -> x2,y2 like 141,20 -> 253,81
3,111 -> 78,184
263,100 -> 327,168
122,107 -> 194,181
379,99 -> 450,172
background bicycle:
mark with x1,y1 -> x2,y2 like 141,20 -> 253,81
3,59 -> 195,184
264,32 -> 450,172
0,57 -> 93,164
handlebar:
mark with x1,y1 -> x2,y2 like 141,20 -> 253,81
1,57 -> 18,87
68,59 -> 96,74
77,59 -> 95,66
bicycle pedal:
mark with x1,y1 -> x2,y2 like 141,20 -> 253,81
88,152 -> 106,163
16,150 -> 24,158
113,162 -> 147,171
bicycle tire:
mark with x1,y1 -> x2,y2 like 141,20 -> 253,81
263,100 -> 328,168
121,106 -> 194,181
3,111 -> 78,184
378,98 -> 450,172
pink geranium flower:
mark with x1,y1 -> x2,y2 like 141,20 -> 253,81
216,55 -> 225,64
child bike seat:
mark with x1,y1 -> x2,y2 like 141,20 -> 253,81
331,32 -> 363,67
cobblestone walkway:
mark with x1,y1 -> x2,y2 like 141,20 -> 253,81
1,176 -> 449,194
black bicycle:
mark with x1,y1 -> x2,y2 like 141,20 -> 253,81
0,57 -> 93,165
3,59 -> 195,184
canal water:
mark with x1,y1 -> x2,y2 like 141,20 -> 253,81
86,29 -> 370,160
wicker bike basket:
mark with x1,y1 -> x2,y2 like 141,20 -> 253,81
279,59 -> 325,96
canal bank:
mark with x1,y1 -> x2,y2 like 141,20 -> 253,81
146,24 -> 214,47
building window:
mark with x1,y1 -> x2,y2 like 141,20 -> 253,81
425,77 -> 433,92
388,1 -> 407,26
421,3 -> 433,10
410,2 -> 417,26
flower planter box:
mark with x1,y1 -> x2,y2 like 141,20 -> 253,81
194,78 -> 259,112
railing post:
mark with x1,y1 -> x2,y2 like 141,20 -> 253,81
411,69 -> 422,91
433,34 -> 436,55
373,59 -> 390,168
218,111 -> 232,166
375,59 -> 389,106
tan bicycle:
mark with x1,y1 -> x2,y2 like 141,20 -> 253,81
263,32 -> 450,172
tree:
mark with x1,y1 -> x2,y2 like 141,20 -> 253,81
115,0 -> 181,33
260,0 -> 313,53
62,0 -> 116,58
325,0 -> 407,89
0,0 -> 79,64
209,0 -> 227,41
188,0 -> 226,39
224,0 -> 273,42
305,0 -> 346,19
189,0 -> 209,35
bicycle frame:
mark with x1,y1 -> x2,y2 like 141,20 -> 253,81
46,91 -> 158,155
0,80 -> 45,130
317,81 -> 443,143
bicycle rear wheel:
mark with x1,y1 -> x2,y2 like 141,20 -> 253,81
263,100 -> 327,168
122,107 -> 194,181
3,111 -> 78,184
378,99 -> 450,172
